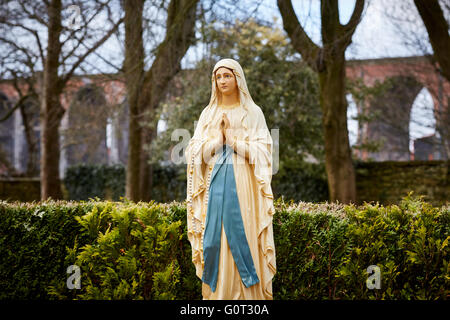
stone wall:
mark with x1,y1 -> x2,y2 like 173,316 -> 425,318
355,160 -> 449,207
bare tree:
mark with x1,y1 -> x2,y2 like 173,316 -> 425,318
277,0 -> 365,203
123,0 -> 199,202
123,0 -> 145,202
0,2 -> 42,177
0,0 -> 123,199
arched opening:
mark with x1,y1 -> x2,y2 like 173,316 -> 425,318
19,95 -> 40,176
65,85 -> 109,166
409,87 -> 439,160
346,93 -> 359,147
366,76 -> 422,161
105,97 -> 128,166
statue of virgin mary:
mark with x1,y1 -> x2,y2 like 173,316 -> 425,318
185,58 -> 276,300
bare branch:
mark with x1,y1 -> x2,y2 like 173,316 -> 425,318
340,0 -> 365,38
0,21 -> 45,64
61,16 -> 124,85
277,0 -> 320,71
17,0 -> 48,27
0,92 -> 37,122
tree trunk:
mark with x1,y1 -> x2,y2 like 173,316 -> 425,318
123,0 -> 145,201
139,125 -> 155,201
319,54 -> 356,203
139,0 -> 198,201
40,0 -> 64,200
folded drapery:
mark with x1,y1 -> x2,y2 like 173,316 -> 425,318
202,144 -> 260,292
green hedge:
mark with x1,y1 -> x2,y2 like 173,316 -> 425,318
64,164 -> 188,203
0,200 -> 94,299
64,164 -> 126,201
63,163 -> 329,204
0,193 -> 448,300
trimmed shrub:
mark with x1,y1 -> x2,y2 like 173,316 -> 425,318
0,192 -> 448,299
63,164 -> 187,203
64,164 -> 126,201
0,200 -> 94,299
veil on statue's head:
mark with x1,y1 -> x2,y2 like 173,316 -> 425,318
201,58 -> 258,132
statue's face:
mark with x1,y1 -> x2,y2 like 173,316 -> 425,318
215,67 -> 237,96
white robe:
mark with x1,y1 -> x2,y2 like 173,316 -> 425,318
185,102 -> 276,300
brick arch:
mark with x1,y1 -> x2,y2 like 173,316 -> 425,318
346,56 -> 450,161
1,57 -> 448,176
0,75 -> 128,176
368,75 -> 422,161
60,76 -> 129,170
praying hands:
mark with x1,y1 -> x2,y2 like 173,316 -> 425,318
220,113 -> 234,145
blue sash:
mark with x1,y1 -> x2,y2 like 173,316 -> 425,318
202,144 -> 259,292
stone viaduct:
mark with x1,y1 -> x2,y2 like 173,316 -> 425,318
0,55 -> 449,177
